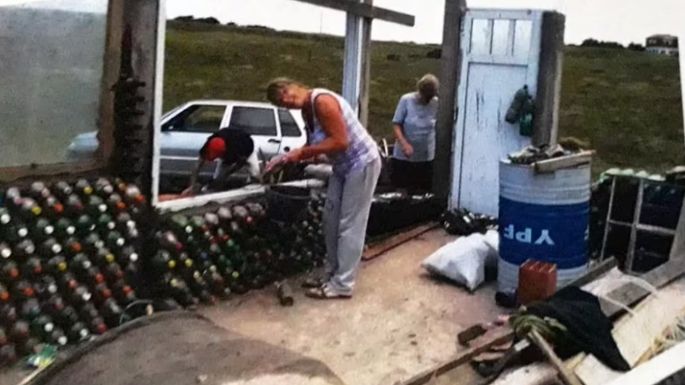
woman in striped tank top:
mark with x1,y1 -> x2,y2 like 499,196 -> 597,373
266,78 -> 381,299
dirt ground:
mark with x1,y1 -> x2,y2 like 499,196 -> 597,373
202,229 -> 502,385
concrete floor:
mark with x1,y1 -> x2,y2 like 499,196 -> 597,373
202,229 -> 502,385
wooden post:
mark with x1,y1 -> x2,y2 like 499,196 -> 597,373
342,2 -> 363,112
120,0 -> 162,199
532,11 -> 565,147
358,0 -> 373,127
98,0 -> 125,166
432,0 -> 467,200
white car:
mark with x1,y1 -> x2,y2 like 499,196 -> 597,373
67,100 -> 307,187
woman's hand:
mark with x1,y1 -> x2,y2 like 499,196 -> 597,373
401,141 -> 414,158
265,148 -> 304,174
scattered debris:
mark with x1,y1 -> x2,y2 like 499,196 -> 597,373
508,144 -> 575,165
275,281 -> 295,307
513,286 -> 629,372
440,207 -> 497,236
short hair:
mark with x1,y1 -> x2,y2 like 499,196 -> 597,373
417,74 -> 439,96
266,77 -> 306,104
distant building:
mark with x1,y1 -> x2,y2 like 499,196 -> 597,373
645,34 -> 679,56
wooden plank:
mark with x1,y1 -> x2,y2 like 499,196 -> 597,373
98,0 -> 125,165
604,341 -> 685,385
533,151 -> 594,174
398,327 -> 515,385
529,330 -> 583,385
490,363 -> 557,385
0,161 -> 105,184
600,257 -> 685,316
432,0 -> 467,200
121,0 -> 161,198
532,11 -> 565,147
576,281 -> 685,385
362,223 -> 439,261
357,0 -> 373,127
290,0 -> 415,26
567,258 -> 618,288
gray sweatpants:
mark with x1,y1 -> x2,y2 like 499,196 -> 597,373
324,157 -> 382,295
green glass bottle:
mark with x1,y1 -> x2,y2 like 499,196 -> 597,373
39,238 -> 62,256
86,195 -> 108,216
33,218 -> 55,241
152,250 -> 176,271
54,218 -> 76,239
96,213 -> 116,232
75,179 -> 94,197
105,231 -> 126,251
75,214 -> 95,235
53,181 -> 74,200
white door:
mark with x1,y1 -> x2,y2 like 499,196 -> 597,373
450,9 -> 543,217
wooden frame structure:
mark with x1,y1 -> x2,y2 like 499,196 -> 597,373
151,0 -> 415,210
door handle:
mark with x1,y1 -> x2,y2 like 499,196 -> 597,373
268,139 -> 282,144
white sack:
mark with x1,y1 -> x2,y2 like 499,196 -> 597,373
421,230 -> 499,291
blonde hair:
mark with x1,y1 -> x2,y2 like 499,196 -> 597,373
417,74 -> 439,96
266,77 -> 306,104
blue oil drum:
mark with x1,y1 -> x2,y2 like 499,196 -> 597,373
497,159 -> 591,293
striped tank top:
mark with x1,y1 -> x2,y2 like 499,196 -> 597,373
308,89 -> 379,176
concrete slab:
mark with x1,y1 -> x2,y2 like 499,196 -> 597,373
202,229 -> 502,385
34,312 -> 346,385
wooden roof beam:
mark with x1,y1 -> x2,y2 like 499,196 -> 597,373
290,0 -> 415,26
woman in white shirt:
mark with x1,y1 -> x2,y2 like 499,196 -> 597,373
391,74 -> 439,192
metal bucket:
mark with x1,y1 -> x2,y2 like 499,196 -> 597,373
265,185 -> 312,223
497,159 -> 591,293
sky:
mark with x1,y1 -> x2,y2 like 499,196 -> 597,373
163,0 -> 685,46
1,0 -> 682,45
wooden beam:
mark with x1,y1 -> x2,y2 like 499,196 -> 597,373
533,151 -> 594,174
357,0 -> 373,127
433,0 -> 467,200
362,222 -> 439,261
605,341 -> 685,385
528,330 -> 583,385
532,11 -> 565,147
290,0 -> 415,26
342,2 -> 364,111
576,284 -> 685,385
398,327 -> 515,385
120,0 -> 161,199
566,258 -> 618,288
0,161 -> 105,184
98,0 -> 125,166
600,258 -> 685,317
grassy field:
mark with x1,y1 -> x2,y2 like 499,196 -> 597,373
164,21 -> 684,175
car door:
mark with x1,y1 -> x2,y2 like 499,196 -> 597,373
159,103 -> 229,179
277,108 -> 307,154
227,105 -> 281,161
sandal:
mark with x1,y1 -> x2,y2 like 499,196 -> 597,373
301,276 -> 327,288
305,284 -> 352,300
